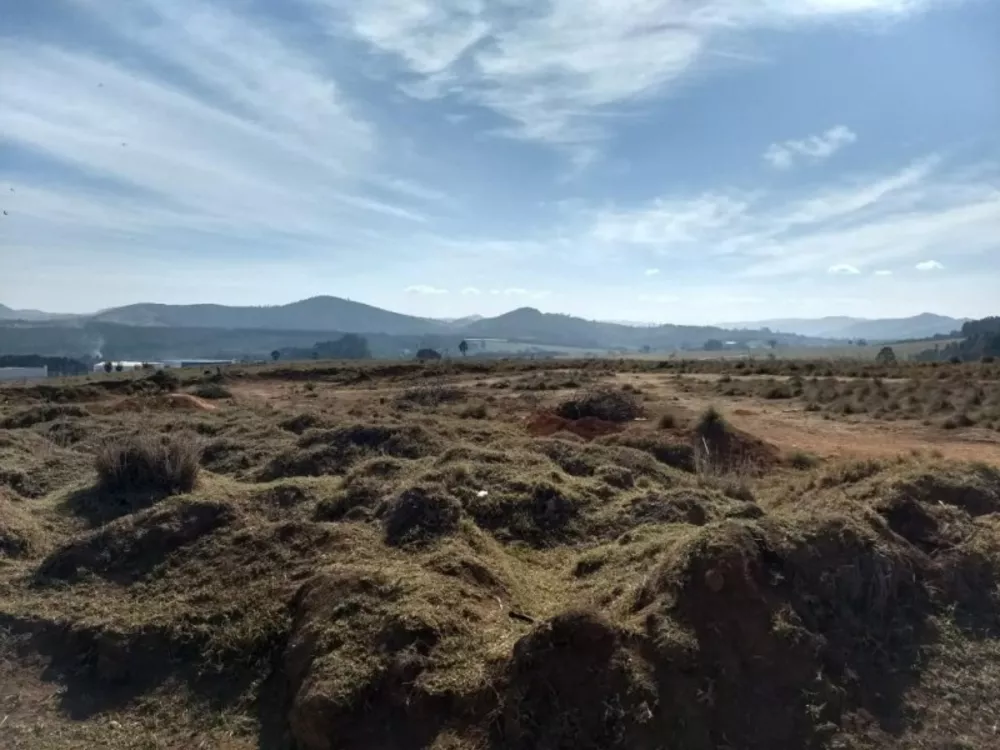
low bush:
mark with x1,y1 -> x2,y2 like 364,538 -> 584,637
95,433 -> 200,495
191,383 -> 232,400
556,386 -> 643,423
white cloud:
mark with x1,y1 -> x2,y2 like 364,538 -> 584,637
582,156 -> 1000,279
461,286 -> 482,295
644,268 -> 661,276
0,0 -> 446,291
874,269 -> 894,276
764,126 -> 857,169
405,284 -> 449,295
328,1 -> 943,145
828,263 -> 861,274
915,260 -> 945,271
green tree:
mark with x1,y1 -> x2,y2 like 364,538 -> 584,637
875,346 -> 897,365
314,334 -> 372,360
103,361 -> 113,373
271,350 -> 281,362
459,340 -> 469,357
703,339 -> 724,352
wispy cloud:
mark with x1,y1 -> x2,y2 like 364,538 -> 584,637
405,284 -> 449,295
644,268 -> 661,276
638,293 -> 680,303
828,263 -> 861,274
461,287 -> 482,295
0,0 -> 444,275
583,156 -> 1000,279
764,126 -> 857,169
915,260 -> 945,271
874,269 -> 894,276
329,1 -> 946,146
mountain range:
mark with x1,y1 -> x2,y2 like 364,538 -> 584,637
0,297 -> 977,361
721,313 -> 966,341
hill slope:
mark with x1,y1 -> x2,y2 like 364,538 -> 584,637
91,296 -> 452,335
724,314 -> 966,340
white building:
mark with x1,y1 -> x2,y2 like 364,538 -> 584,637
0,366 -> 48,382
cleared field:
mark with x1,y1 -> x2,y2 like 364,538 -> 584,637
634,338 -> 963,361
2,360 -> 1000,749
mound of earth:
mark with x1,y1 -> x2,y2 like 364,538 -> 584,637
0,490 -> 43,558
4,362 -> 1000,750
525,411 -> 625,441
110,394 -> 219,412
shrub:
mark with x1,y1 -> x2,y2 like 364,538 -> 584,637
556,386 -> 643,423
192,383 -> 232,400
147,368 -> 180,392
396,385 -> 466,408
788,451 -> 820,470
95,433 -> 200,495
459,402 -> 489,419
658,412 -> 678,429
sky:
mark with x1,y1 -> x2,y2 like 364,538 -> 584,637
1,0 -> 998,324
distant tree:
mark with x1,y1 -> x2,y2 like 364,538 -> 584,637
703,339 -> 724,352
314,334 -> 372,360
641,345 -> 651,354
311,351 -> 319,360
103,361 -> 113,373
416,348 -> 442,361
271,350 -> 281,362
856,338 -> 869,347
459,340 -> 469,357
115,362 -> 124,372
875,346 -> 897,365
767,339 -> 778,350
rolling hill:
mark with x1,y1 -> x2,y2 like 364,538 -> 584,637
90,296 -> 451,336
723,313 -> 966,341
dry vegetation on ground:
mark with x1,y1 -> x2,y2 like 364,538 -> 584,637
2,359 -> 1000,749
687,370 -> 1000,430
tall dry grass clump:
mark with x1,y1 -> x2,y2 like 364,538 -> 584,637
95,433 -> 201,495
556,385 -> 643,422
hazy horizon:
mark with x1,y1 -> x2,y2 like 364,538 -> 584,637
2,1 -> 998,323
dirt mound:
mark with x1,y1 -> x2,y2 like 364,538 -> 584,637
526,411 -> 624,441
262,423 -> 440,480
283,563 -> 506,750
0,432 -> 93,499
629,517 -> 929,748
247,482 -> 317,521
499,610 -> 658,750
885,465 -> 1000,517
555,385 -> 643,423
0,492 -> 43,558
38,499 -> 235,584
384,487 -> 463,546
107,394 -> 219,413
625,488 -> 761,527
598,433 -> 697,473
279,412 -> 329,434
0,404 -> 88,429
464,481 -> 583,546
693,408 -> 779,474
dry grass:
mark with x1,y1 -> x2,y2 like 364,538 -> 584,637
555,384 -> 644,422
95,433 -> 201,495
704,371 -> 1000,430
1,361 -> 1000,749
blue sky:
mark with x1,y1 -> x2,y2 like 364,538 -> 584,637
1,0 -> 998,324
